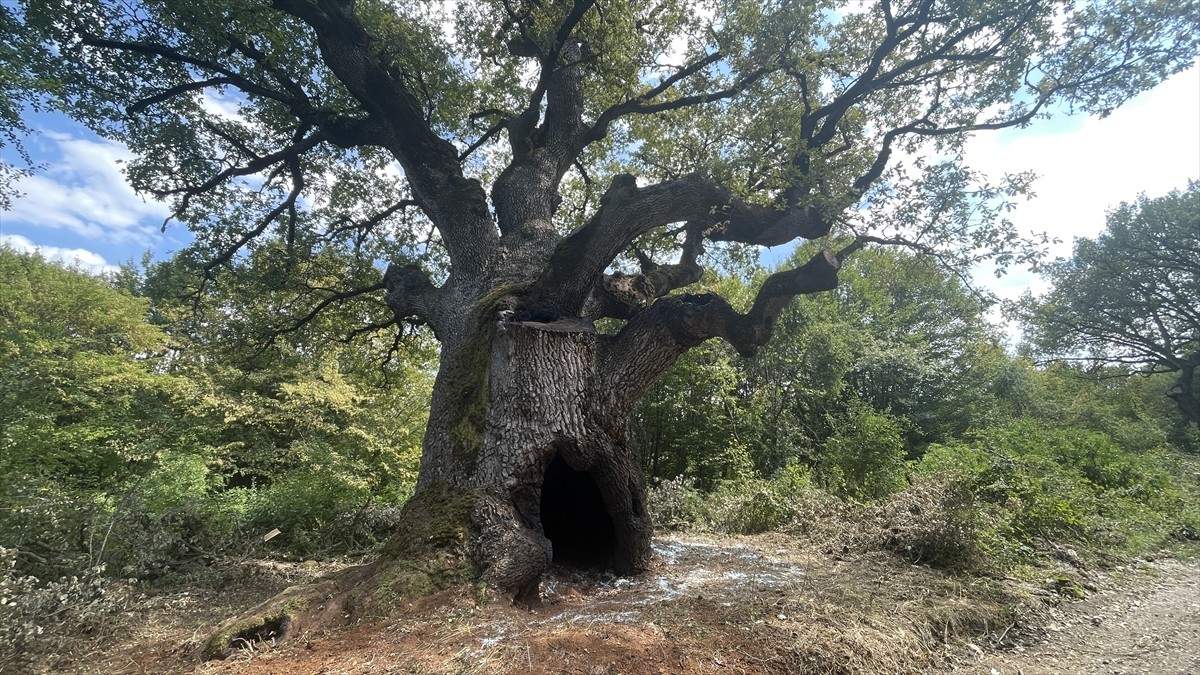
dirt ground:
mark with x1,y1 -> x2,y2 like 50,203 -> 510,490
13,535 -> 1200,675
959,555 -> 1200,675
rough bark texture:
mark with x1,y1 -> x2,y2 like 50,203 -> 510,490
419,302 -> 661,599
1166,363 -> 1200,429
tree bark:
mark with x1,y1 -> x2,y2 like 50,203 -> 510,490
1166,362 -> 1200,429
463,318 -> 655,596
201,299 -> 659,658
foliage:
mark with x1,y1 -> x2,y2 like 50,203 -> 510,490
0,246 -> 191,577
1021,182 -> 1200,427
745,247 -> 1011,467
648,463 -> 837,536
915,419 -> 1188,562
636,247 -> 1011,500
0,248 -> 431,586
632,339 -> 753,489
815,399 -> 909,501
138,249 -> 436,556
641,270 -> 1200,570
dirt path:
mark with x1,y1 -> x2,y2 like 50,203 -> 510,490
959,557 -> 1200,675
25,537 -> 1200,674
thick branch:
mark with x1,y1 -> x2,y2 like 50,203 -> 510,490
1166,361 -> 1200,428
530,173 -> 832,317
599,249 -> 842,415
271,0 -> 496,273
588,227 -> 705,320
492,35 -> 590,237
383,263 -> 446,339
744,249 -> 843,339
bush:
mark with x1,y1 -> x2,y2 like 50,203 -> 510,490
647,476 -> 707,531
709,480 -> 794,534
914,419 -> 1192,562
815,400 -> 909,501
0,547 -> 121,669
649,463 -> 834,536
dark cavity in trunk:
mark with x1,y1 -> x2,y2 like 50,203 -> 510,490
540,453 -> 616,568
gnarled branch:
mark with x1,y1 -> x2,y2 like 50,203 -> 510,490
599,249 -> 843,416
529,173 -> 834,317
588,226 -> 706,320
271,0 -> 497,273
383,263 -> 446,339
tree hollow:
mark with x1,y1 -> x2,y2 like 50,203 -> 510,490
540,452 -> 617,568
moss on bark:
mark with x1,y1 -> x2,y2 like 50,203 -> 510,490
443,284 -> 526,469
201,485 -> 480,660
351,484 -> 478,617
200,577 -> 347,660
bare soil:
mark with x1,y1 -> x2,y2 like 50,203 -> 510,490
14,536 -> 1199,675
958,555 -> 1200,675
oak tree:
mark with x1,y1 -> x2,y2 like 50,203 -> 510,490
5,0 -> 1197,654
1023,182 -> 1200,428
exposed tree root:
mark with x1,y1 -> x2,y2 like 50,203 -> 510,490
201,485 -> 478,660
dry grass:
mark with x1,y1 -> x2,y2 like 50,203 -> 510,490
185,534 -> 1050,675
10,487 -> 1075,675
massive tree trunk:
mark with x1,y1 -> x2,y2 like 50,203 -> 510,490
428,316 -> 656,598
201,246 -> 844,658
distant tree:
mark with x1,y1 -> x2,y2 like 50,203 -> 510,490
0,247 -> 435,577
0,247 -> 182,574
1022,183 -> 1200,428
744,247 -> 1011,467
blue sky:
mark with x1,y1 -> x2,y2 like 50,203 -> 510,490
961,66 -> 1200,303
2,65 -> 1198,292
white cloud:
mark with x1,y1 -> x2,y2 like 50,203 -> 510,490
5,132 -> 170,246
958,66 -> 1199,343
1,233 -> 119,275
199,91 -> 245,122
963,66 -> 1200,275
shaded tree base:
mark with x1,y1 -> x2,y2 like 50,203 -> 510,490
201,486 -> 480,660
203,454 -> 655,660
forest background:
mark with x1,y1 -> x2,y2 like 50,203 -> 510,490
3,182 -> 1198,663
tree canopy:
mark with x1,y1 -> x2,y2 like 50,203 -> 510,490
4,0 -> 1197,350
1023,182 -> 1200,427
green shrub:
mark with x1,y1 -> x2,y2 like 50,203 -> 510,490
709,479 -> 794,534
647,476 -> 707,531
815,400 -> 909,501
914,419 -> 1192,562
649,463 -> 825,535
